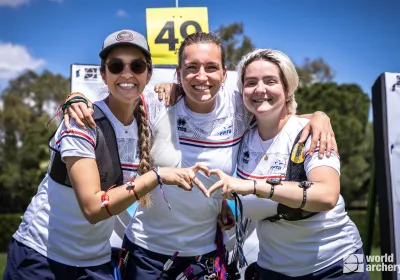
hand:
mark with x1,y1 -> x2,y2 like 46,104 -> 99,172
208,169 -> 253,199
154,83 -> 180,106
218,199 -> 235,231
158,163 -> 210,197
63,93 -> 96,131
298,111 -> 338,158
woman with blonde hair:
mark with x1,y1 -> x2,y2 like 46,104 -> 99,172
208,49 -> 368,280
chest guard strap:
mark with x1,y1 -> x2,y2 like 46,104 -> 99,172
263,129 -> 319,222
48,104 -> 124,191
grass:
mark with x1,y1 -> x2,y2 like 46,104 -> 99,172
0,253 -> 7,279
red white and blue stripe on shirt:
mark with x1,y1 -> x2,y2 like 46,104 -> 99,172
179,136 -> 243,149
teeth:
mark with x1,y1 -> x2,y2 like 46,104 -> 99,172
118,83 -> 136,88
194,85 -> 210,90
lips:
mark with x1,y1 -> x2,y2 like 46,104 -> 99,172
192,85 -> 212,91
117,83 -> 137,89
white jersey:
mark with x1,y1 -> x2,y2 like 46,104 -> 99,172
13,100 -> 141,267
126,88 -> 254,256
237,116 -> 363,277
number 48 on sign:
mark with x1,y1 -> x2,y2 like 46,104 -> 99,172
146,7 -> 209,66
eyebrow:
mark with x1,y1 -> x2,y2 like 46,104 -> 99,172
244,75 -> 279,81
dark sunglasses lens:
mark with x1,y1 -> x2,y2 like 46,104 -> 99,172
107,60 -> 124,74
130,60 -> 147,74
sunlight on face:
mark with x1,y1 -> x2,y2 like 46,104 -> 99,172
177,43 -> 227,113
242,59 -> 287,116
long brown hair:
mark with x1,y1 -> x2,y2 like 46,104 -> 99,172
101,52 -> 153,207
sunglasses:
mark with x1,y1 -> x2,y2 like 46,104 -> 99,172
106,58 -> 148,75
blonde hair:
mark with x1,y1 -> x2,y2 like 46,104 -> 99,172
236,49 -> 299,115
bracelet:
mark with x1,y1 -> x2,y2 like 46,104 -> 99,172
268,184 -> 275,199
298,181 -> 313,209
252,180 -> 257,195
61,96 -> 89,113
152,167 -> 163,185
100,184 -> 116,217
152,167 -> 171,210
126,176 -> 139,201
266,178 -> 282,199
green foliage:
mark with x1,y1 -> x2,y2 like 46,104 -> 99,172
0,214 -> 22,252
216,22 -> 255,70
296,58 -> 335,87
296,83 -> 372,205
0,70 -> 68,213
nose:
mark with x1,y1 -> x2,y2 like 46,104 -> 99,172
195,66 -> 207,82
254,81 -> 265,94
121,64 -> 134,78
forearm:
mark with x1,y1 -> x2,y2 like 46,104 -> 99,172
297,113 -> 313,119
254,180 -> 338,212
85,170 -> 160,223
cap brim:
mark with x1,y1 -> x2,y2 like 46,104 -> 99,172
99,42 -> 151,60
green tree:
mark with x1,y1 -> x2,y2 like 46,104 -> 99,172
0,70 -> 68,213
216,22 -> 255,70
296,58 -> 336,87
296,83 -> 372,205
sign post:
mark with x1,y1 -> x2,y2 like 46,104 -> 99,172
146,7 -> 209,66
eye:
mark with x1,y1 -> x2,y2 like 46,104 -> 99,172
206,65 -> 219,71
267,79 -> 278,85
244,81 -> 257,87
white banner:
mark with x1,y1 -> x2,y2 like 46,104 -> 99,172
385,73 -> 400,267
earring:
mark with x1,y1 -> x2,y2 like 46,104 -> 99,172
221,83 -> 225,90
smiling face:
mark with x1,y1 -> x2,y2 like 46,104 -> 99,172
101,46 -> 151,104
176,43 -> 227,112
242,59 -> 288,117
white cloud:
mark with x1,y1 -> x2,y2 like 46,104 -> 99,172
116,9 -> 128,18
0,0 -> 31,7
0,0 -> 63,8
0,42 -> 46,80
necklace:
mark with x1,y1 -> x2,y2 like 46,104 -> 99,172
258,131 -> 283,161
257,115 -> 290,161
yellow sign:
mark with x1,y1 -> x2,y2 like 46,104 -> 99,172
146,7 -> 209,65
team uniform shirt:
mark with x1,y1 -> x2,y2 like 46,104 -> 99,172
13,100 -> 141,267
237,116 -> 363,276
126,88 -> 254,256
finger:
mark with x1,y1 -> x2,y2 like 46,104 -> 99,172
319,133 -> 327,159
63,111 -> 71,132
157,88 -> 164,101
209,169 -> 224,179
191,177 -> 209,197
165,93 -> 170,106
178,180 -> 192,191
170,84 -> 178,105
298,125 -> 311,144
331,132 -> 339,154
308,132 -> 320,157
81,104 -> 96,129
208,180 -> 224,196
67,107 -> 86,129
191,163 -> 210,176
326,134 -> 332,158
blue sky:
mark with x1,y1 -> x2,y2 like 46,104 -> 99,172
0,0 -> 398,104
